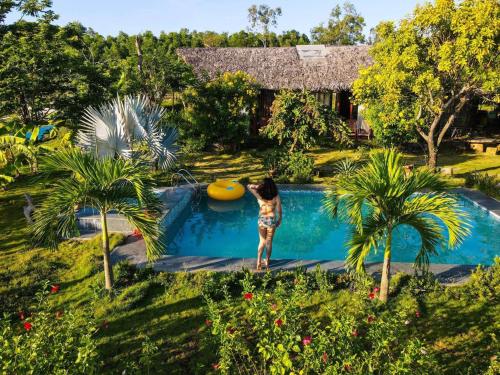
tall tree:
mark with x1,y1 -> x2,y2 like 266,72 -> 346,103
0,0 -> 54,24
353,0 -> 500,169
31,148 -> 165,290
247,4 -> 282,47
324,149 -> 469,302
311,2 -> 365,45
0,21 -> 110,128
116,32 -> 194,105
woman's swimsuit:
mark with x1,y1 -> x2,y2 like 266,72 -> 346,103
258,198 -> 278,229
258,215 -> 277,228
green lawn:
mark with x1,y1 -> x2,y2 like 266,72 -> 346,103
1,148 -> 499,374
187,147 -> 500,187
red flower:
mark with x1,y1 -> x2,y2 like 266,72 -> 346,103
55,311 -> 63,319
212,363 -> 220,370
131,228 -> 143,238
275,318 -> 283,327
367,315 -> 375,323
368,292 -> 375,300
415,311 -> 422,318
344,363 -> 352,372
302,336 -> 312,346
351,329 -> 359,337
205,319 -> 212,326
373,287 -> 380,293
23,322 -> 32,331
50,284 -> 60,293
227,327 -> 235,334
18,311 -> 25,321
243,292 -> 253,300
322,352 -> 328,363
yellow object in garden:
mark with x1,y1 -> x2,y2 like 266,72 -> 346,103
207,180 -> 245,201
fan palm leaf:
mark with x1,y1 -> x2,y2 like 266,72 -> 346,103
78,95 -> 177,169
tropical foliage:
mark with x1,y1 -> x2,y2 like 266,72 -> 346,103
31,148 -> 165,290
204,270 -> 437,374
353,0 -> 500,169
311,1 -> 366,45
0,20 -> 111,127
263,150 -> 315,183
261,90 -> 351,153
78,95 -> 178,170
0,282 -> 99,374
182,71 -> 259,150
323,149 -> 470,302
464,172 -> 499,199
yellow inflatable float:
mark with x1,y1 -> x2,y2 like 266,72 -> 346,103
207,180 -> 245,201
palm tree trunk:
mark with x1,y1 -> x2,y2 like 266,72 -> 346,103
100,211 -> 114,290
379,229 -> 392,302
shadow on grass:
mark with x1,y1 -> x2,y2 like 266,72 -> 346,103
421,296 -> 497,374
98,289 -> 210,374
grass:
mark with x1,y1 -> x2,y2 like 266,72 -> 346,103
186,146 -> 500,189
1,146 -> 499,374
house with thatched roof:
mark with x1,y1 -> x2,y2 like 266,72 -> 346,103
177,45 -> 372,135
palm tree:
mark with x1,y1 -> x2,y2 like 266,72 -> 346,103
78,95 -> 178,170
323,149 -> 469,302
31,148 -> 165,290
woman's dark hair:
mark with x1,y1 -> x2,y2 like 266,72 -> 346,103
257,177 -> 278,200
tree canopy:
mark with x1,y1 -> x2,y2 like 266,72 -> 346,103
353,0 -> 499,168
260,90 -> 351,153
311,2 -> 365,45
0,20 -> 111,127
247,4 -> 282,47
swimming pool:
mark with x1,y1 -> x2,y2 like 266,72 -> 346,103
167,190 -> 499,266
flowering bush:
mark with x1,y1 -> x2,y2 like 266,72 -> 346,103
204,272 -> 437,374
0,282 -> 98,374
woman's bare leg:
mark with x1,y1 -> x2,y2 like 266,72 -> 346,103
257,226 -> 267,270
265,227 -> 276,270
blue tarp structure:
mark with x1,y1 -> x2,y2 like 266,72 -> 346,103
25,125 -> 54,141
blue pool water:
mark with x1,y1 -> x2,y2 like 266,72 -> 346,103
167,190 -> 499,265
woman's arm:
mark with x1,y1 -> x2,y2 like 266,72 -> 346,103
247,184 -> 261,200
276,195 -> 282,227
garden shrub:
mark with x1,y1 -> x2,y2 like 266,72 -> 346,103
182,71 -> 258,150
114,261 -> 155,289
204,273 -> 437,374
0,282 -> 98,374
464,172 -> 499,198
261,89 -> 351,153
454,257 -> 500,301
332,158 -> 364,176
285,151 -> 315,183
262,150 -> 315,183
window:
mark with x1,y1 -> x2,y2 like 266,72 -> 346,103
314,91 -> 333,108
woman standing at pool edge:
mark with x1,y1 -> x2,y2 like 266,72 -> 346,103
247,178 -> 282,270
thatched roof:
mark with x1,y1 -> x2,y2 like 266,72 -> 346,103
177,45 -> 371,91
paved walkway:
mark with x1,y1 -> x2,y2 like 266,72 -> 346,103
111,237 -> 477,284
109,187 -> 498,285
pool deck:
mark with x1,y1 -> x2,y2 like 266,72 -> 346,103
105,186 -> 499,284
